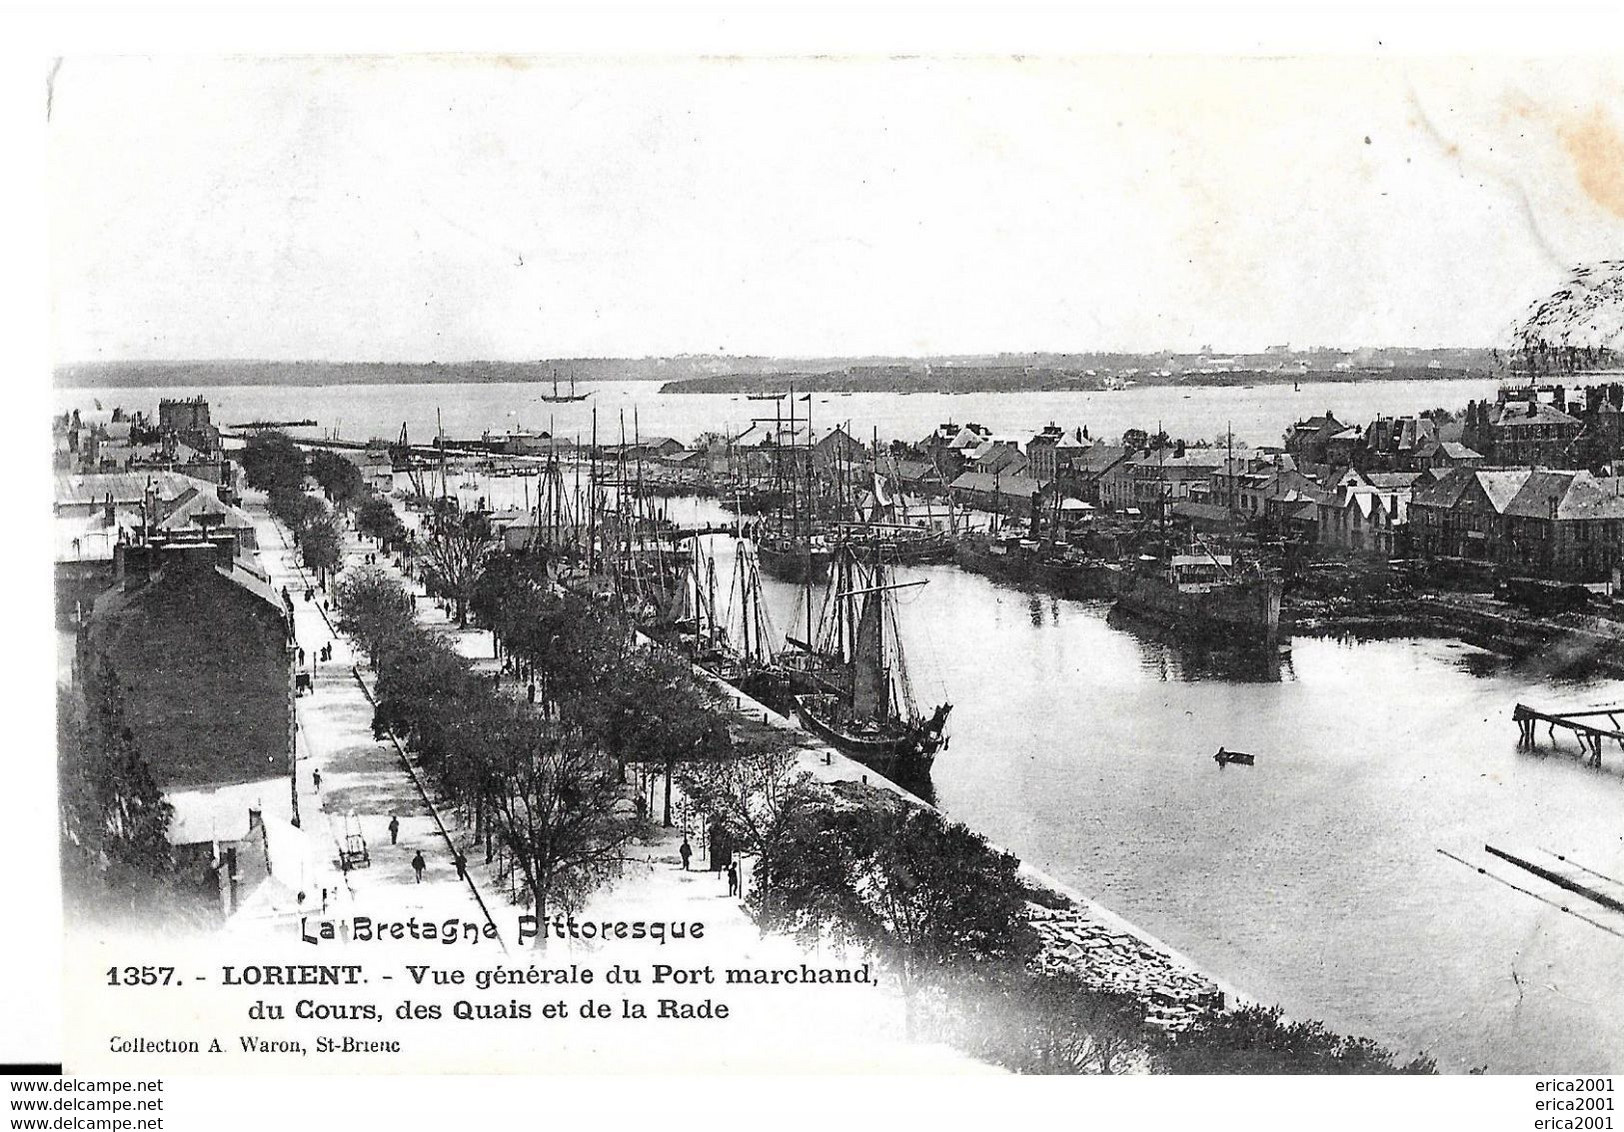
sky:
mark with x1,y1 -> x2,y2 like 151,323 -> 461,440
47,54 -> 1624,361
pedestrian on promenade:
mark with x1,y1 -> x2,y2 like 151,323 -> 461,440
411,851 -> 425,883
679,839 -> 692,871
312,768 -> 322,792
726,862 -> 739,897
527,682 -> 536,704
372,708 -> 386,740
305,586 -> 313,602
388,816 -> 400,845
454,852 -> 467,880
298,647 -> 306,667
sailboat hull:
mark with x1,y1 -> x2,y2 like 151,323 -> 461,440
954,537 -> 1120,600
791,693 -> 945,777
758,541 -> 831,583
1114,572 -> 1283,640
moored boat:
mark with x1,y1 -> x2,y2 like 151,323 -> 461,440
955,531 -> 1120,600
790,545 -> 952,778
1113,547 -> 1283,642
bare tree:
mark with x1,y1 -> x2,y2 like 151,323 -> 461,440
421,502 -> 498,626
480,709 -> 644,944
674,739 -> 810,883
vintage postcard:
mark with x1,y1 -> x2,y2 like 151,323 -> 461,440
17,20 -> 1624,1125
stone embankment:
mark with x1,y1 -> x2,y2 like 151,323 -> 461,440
687,669 -> 1232,1035
1026,906 -> 1224,1034
1292,592 -> 1624,676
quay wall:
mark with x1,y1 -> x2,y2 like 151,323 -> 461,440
1295,595 -> 1624,676
684,661 -> 1246,1032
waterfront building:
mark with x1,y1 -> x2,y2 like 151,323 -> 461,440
1317,481 -> 1412,557
813,425 -> 867,469
1126,447 -> 1237,513
1058,444 -> 1131,509
1232,465 -> 1330,522
1409,466 -> 1624,581
948,470 -> 1047,516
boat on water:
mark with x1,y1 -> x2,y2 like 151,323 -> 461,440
1113,545 -> 1283,642
790,545 -> 952,778
954,530 -> 1120,600
835,523 -> 956,565
1214,746 -> 1255,767
756,528 -> 832,583
538,371 -> 590,403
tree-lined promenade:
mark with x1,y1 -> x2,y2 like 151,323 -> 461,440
68,430 -> 1439,1073
330,500 -> 1437,1072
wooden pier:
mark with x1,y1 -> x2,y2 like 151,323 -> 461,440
1513,703 -> 1624,767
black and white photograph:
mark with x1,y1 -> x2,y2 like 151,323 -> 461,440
11,9 -> 1624,1121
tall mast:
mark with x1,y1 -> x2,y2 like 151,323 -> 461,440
436,407 -> 447,500
1226,421 -> 1235,517
589,407 -> 598,573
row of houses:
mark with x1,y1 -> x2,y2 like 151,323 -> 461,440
1283,410 -> 1488,473
1410,467 -> 1624,582
57,468 -> 298,922
913,413 -> 1624,582
55,398 -> 225,478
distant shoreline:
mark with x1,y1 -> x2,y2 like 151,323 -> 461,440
52,352 -> 1501,391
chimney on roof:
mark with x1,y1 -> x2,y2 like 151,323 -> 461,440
114,542 -> 154,590
211,532 -> 239,567
159,541 -> 225,582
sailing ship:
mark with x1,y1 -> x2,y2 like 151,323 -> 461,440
752,390 -> 831,583
538,369 -> 590,403
790,545 -> 952,778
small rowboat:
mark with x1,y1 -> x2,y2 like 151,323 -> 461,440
1214,747 -> 1255,767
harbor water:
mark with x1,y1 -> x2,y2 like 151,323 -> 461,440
59,377 -> 1624,1071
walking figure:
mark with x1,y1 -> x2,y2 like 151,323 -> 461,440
679,839 -> 692,871
527,682 -> 536,704
298,647 -> 306,667
312,768 -> 322,792
726,861 -> 739,897
454,852 -> 467,880
411,851 -> 425,883
388,815 -> 400,845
